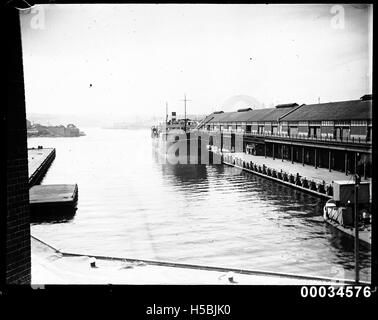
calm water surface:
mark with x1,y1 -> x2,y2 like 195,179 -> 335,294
28,128 -> 371,281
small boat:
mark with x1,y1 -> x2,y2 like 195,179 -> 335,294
323,199 -> 371,249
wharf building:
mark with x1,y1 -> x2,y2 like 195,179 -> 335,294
197,95 -> 372,179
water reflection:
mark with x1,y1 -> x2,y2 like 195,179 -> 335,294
160,164 -> 209,186
31,215 -> 75,225
30,205 -> 77,224
153,157 -> 370,280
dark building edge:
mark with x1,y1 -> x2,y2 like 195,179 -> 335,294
2,6 -> 31,287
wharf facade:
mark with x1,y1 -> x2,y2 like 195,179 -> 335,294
196,96 -> 372,180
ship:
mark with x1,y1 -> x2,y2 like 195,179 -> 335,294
151,116 -> 199,139
151,98 -> 203,165
152,113 -> 199,160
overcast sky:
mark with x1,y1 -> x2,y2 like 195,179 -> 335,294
20,4 -> 372,120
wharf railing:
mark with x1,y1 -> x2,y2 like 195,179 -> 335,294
200,130 -> 371,146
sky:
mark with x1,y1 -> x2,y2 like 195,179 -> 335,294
20,4 -> 372,122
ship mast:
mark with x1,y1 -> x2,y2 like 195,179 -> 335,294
180,94 -> 191,132
165,101 -> 168,130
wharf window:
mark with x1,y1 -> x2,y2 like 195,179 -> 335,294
279,124 -> 288,133
237,124 -> 245,132
258,125 -> 264,134
246,125 -> 251,133
367,127 -> 372,141
335,127 -> 350,139
309,127 -> 321,138
289,127 -> 298,136
342,128 -> 350,139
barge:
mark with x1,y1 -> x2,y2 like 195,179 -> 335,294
29,184 -> 78,223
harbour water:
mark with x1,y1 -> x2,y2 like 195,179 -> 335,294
28,128 -> 371,282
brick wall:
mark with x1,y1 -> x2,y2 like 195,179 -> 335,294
4,8 -> 31,284
6,158 -> 31,284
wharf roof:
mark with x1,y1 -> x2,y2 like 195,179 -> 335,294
202,106 -> 296,124
281,99 -> 372,121
200,99 -> 372,125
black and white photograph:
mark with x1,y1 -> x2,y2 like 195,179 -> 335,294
4,1 -> 375,303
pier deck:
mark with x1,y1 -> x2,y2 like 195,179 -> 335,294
221,152 -> 371,200
28,148 -> 56,186
30,184 -> 78,205
232,152 -> 370,185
